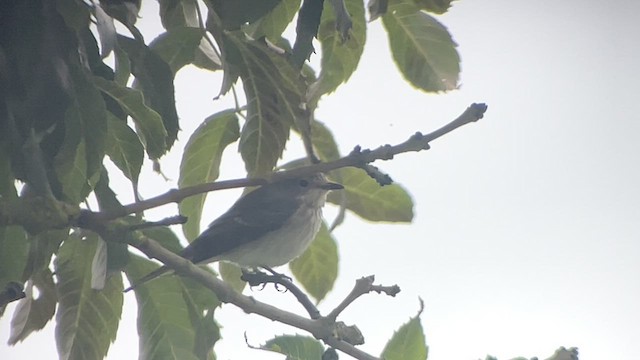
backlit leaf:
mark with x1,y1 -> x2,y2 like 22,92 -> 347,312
290,223 -> 338,302
179,110 -> 240,240
382,0 -> 459,92
327,168 -> 413,222
308,0 -> 367,105
93,76 -> 168,159
105,113 -> 144,184
381,310 -> 428,360
54,234 -> 123,360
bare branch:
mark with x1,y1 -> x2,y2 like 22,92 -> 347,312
75,103 -> 487,226
327,275 -> 401,322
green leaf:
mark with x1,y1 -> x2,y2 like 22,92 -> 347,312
156,0 -> 222,71
8,269 -> 57,344
114,43 -> 131,86
178,110 -> 240,240
381,312 -> 428,360
118,35 -> 179,151
310,120 -> 341,161
413,0 -> 453,14
222,32 -> 306,175
54,63 -> 108,203
105,112 -> 144,184
0,226 -> 28,288
159,0 -> 199,28
289,223 -> 338,303
218,262 -> 246,293
382,0 -> 460,92
55,137 -> 89,204
22,230 -> 67,281
124,256 -> 199,360
54,234 -> 124,360
208,0 -> 281,30
92,76 -> 168,159
149,27 -> 205,74
245,0 -> 301,42
327,168 -> 413,222
260,334 -> 324,359
55,0 -> 91,31
308,0 -> 367,105
0,150 -> 16,198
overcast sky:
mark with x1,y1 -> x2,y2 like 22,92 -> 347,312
2,1 -> 639,359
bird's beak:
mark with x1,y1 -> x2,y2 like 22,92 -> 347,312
320,182 -> 343,190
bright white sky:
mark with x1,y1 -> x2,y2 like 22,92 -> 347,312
2,1 -> 639,359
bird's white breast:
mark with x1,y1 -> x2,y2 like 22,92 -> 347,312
219,202 -> 324,267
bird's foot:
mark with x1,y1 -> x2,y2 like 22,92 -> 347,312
241,267 -> 292,291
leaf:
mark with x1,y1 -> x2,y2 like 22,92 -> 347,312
55,138 -> 89,204
55,63 -> 108,203
413,0 -> 453,14
218,262 -> 247,293
94,3 -> 117,58
310,119 -> 341,161
105,112 -> 144,184
124,256 -> 199,360
118,35 -> 179,151
114,43 -> 131,86
381,307 -> 428,360
22,230 -> 67,280
0,226 -> 28,289
289,223 -> 338,302
222,32 -> 306,175
327,168 -> 413,222
178,109 -> 240,240
308,0 -> 367,105
159,0 -> 199,28
290,0 -> 324,68
0,150 -> 16,198
55,0 -> 91,32
260,335 -> 325,359
208,0 -> 281,30
245,0 -> 302,42
92,76 -> 168,159
91,237 -> 108,290
382,0 -> 460,92
192,40 -> 222,71
8,269 -> 57,344
94,168 -> 125,213
54,234 -> 124,360
149,27 -> 205,74
368,0 -> 389,21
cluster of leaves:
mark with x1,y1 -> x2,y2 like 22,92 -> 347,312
0,0 -> 459,359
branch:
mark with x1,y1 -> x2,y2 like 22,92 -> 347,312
326,275 -> 400,323
125,232 -> 381,360
241,271 -> 322,319
76,103 -> 486,226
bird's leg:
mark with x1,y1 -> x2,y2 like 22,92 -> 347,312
262,266 -> 292,282
240,266 -> 292,291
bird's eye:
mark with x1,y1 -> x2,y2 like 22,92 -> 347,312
299,179 -> 309,187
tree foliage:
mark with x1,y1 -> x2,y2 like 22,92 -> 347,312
0,0 -> 464,358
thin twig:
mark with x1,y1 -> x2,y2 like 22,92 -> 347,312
326,275 -> 400,323
77,103 -> 487,225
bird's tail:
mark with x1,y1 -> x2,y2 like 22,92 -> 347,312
124,265 -> 171,293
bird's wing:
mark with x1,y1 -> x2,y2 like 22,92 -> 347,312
181,190 -> 300,264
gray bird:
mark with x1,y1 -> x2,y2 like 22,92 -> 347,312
124,173 -> 343,292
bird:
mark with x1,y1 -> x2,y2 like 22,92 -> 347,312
124,173 -> 343,292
